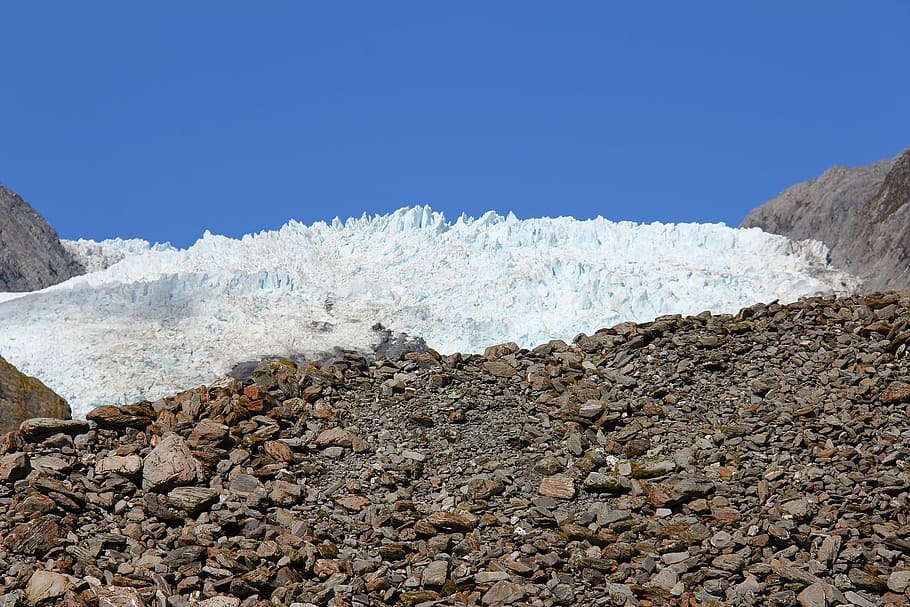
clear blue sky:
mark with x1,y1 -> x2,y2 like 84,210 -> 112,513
1,2 -> 908,248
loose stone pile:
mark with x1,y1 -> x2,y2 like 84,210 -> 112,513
2,292 -> 910,607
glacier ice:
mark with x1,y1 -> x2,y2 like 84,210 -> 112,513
0,206 -> 857,418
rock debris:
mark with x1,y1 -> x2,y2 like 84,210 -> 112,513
2,291 -> 910,606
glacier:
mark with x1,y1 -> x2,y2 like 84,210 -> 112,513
0,206 -> 857,418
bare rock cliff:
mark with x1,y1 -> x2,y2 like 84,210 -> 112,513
0,184 -> 84,292
741,147 -> 910,291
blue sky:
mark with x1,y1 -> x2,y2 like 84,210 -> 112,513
1,2 -> 908,248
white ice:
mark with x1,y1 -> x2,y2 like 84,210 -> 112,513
0,206 -> 857,417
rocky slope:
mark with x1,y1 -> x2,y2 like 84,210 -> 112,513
2,292 -> 910,606
0,184 -> 84,292
0,355 -> 70,433
741,147 -> 910,291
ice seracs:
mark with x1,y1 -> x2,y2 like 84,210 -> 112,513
0,206 -> 858,417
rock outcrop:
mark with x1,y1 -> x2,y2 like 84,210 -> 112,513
0,355 -> 71,433
2,292 -> 910,605
0,184 -> 84,292
741,146 -> 910,291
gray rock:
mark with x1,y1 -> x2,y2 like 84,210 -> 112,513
95,586 -> 146,607
481,580 -> 526,605
24,571 -> 76,604
19,417 -> 87,441
167,486 -> 220,514
96,454 -> 143,477
421,560 -> 448,588
843,591 -> 876,607
583,472 -> 630,493
888,570 -> 910,593
142,433 -> 198,491
741,146 -> 910,291
0,184 -> 84,292
0,452 -> 30,482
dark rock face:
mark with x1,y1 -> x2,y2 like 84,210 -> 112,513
0,355 -> 71,433
0,184 -> 84,292
741,147 -> 910,292
2,292 -> 910,605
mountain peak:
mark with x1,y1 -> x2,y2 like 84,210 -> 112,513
741,147 -> 910,291
0,184 -> 84,291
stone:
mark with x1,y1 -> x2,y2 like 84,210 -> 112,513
797,581 -> 846,607
888,570 -> 910,593
712,553 -> 744,572
196,597 -> 241,607
19,417 -> 87,441
475,571 -> 511,584
0,451 -> 30,482
843,591 -> 877,607
426,511 -> 477,532
421,560 -> 448,588
187,419 -> 230,448
315,427 -> 352,448
848,567 -> 888,592
881,382 -> 910,404
817,535 -> 842,566
781,497 -> 813,520
142,433 -> 198,491
583,472 -> 630,493
5,289 -> 910,607
650,566 -> 679,592
630,458 -> 676,479
481,580 -> 526,605
482,360 -> 517,378
538,476 -> 575,499
167,486 -> 220,514
95,586 -> 146,607
86,404 -> 153,429
96,454 -> 143,477
25,571 -> 77,604
1,517 -> 61,556
335,494 -> 370,511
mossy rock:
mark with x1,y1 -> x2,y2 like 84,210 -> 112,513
0,355 -> 71,433
630,459 -> 676,479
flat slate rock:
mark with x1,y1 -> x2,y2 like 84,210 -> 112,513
19,417 -> 87,441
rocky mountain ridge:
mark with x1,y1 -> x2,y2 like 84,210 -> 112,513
742,147 -> 910,292
0,184 -> 84,292
1,291 -> 910,606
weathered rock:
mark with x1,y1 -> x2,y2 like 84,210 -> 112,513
888,570 -> 910,593
141,433 -> 198,491
86,404 -> 153,429
426,511 -> 477,533
94,586 -> 146,607
583,472 -> 630,493
24,571 -> 76,604
482,580 -> 526,605
167,486 -> 220,514
1,517 -> 62,556
538,476 -> 575,499
95,454 -> 143,477
19,417 -> 87,441
0,451 -> 30,482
